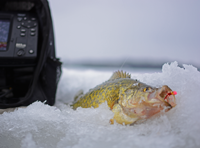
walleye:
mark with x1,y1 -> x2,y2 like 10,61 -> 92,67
72,71 -> 177,125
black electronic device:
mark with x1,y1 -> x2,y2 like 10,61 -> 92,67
0,12 -> 38,66
0,0 -> 62,109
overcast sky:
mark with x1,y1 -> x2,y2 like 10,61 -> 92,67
48,0 -> 200,66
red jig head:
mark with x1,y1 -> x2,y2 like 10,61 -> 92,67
164,91 -> 177,101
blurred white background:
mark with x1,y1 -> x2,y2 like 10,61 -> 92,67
48,0 -> 200,67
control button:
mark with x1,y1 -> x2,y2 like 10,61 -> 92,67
21,29 -> 26,32
17,17 -> 23,22
17,49 -> 25,56
30,32 -> 35,36
31,18 -> 36,21
17,13 -> 26,17
29,50 -> 34,54
20,33 -> 26,37
24,17 -> 27,20
17,25 -> 21,29
27,20 -> 31,23
30,28 -> 35,32
21,21 -> 37,28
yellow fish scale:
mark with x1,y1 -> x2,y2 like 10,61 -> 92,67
72,78 -> 137,109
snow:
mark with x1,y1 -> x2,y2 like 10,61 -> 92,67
0,61 -> 200,148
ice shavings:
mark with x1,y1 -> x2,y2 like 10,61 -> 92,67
0,101 -> 114,148
21,133 -> 37,148
0,61 -> 200,148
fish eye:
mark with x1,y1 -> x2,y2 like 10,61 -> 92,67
143,87 -> 152,92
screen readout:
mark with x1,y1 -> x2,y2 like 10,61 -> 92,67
0,20 -> 10,51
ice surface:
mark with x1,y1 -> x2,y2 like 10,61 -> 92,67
0,61 -> 200,148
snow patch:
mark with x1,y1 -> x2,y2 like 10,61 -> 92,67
0,61 -> 200,148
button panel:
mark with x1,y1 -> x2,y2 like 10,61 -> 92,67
14,13 -> 38,58
17,16 -> 37,39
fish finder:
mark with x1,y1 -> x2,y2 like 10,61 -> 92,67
0,11 -> 39,104
0,12 -> 38,66
0,0 -> 62,109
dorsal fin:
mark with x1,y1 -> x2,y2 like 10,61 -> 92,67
109,70 -> 131,80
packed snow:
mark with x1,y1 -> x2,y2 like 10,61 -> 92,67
0,61 -> 200,148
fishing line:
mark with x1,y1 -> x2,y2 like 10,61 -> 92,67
119,57 -> 129,70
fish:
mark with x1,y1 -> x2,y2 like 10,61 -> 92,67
72,71 -> 177,125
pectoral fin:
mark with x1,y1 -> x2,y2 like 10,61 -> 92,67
111,104 -> 138,125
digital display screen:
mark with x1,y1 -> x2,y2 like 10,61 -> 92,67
0,19 -> 10,51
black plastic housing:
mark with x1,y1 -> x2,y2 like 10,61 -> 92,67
0,0 -> 62,109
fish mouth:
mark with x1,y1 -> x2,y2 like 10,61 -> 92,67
148,85 -> 177,108
163,93 -> 176,107
157,85 -> 177,108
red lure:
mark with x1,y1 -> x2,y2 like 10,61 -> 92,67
164,91 -> 177,101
